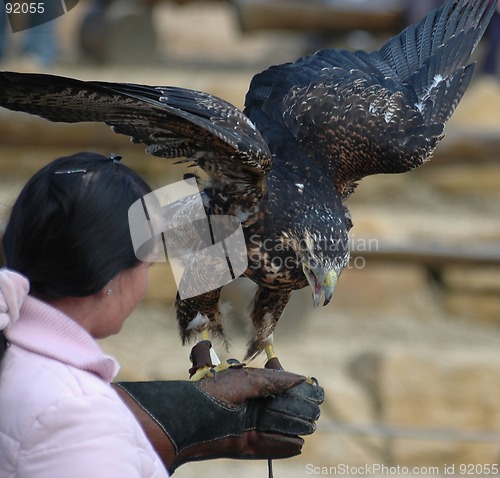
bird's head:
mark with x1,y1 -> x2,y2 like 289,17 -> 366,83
296,228 -> 350,308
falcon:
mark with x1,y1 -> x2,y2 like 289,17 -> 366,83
0,0 -> 495,374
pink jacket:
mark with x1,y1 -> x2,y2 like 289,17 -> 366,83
0,276 -> 169,477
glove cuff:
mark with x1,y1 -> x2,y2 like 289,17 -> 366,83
115,381 -> 246,455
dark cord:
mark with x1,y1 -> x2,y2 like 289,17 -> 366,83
268,459 -> 273,478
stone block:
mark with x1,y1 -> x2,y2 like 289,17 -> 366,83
443,265 -> 500,293
377,347 -> 500,466
443,265 -> 500,326
333,263 -> 434,317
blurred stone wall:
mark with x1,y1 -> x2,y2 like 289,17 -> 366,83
1,2 -> 500,475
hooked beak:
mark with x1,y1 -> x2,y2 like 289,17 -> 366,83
302,263 -> 337,307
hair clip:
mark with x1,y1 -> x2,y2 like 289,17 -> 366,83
55,168 -> 88,175
110,154 -> 122,165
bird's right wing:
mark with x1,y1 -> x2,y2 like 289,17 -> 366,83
0,72 -> 272,222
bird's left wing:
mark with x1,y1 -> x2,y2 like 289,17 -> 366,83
0,71 -> 271,221
245,52 -> 445,200
244,0 -> 495,199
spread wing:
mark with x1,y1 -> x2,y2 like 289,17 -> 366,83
244,0 -> 495,198
0,72 -> 272,223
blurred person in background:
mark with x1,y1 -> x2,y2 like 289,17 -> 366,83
0,2 -> 59,67
482,0 -> 500,75
0,7 -> 7,63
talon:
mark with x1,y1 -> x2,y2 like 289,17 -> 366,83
226,358 -> 244,367
189,329 -> 245,380
306,376 -> 319,386
190,360 -> 246,381
190,365 -> 216,381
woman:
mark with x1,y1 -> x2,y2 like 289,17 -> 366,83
0,152 -> 323,477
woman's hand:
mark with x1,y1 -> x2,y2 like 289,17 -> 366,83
113,367 -> 324,474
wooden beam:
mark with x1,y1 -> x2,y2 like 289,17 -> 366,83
233,0 -> 404,33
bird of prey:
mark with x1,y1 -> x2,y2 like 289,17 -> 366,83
0,0 -> 495,374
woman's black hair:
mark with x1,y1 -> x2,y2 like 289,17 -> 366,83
1,152 -> 153,359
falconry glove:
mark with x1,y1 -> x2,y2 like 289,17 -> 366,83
114,367 -> 324,474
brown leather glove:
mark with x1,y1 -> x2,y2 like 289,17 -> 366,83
114,367 -> 324,474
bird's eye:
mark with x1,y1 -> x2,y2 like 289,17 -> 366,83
308,259 -> 318,269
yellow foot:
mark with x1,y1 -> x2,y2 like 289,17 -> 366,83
189,339 -> 245,380
264,343 -> 283,370
190,359 -> 244,381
